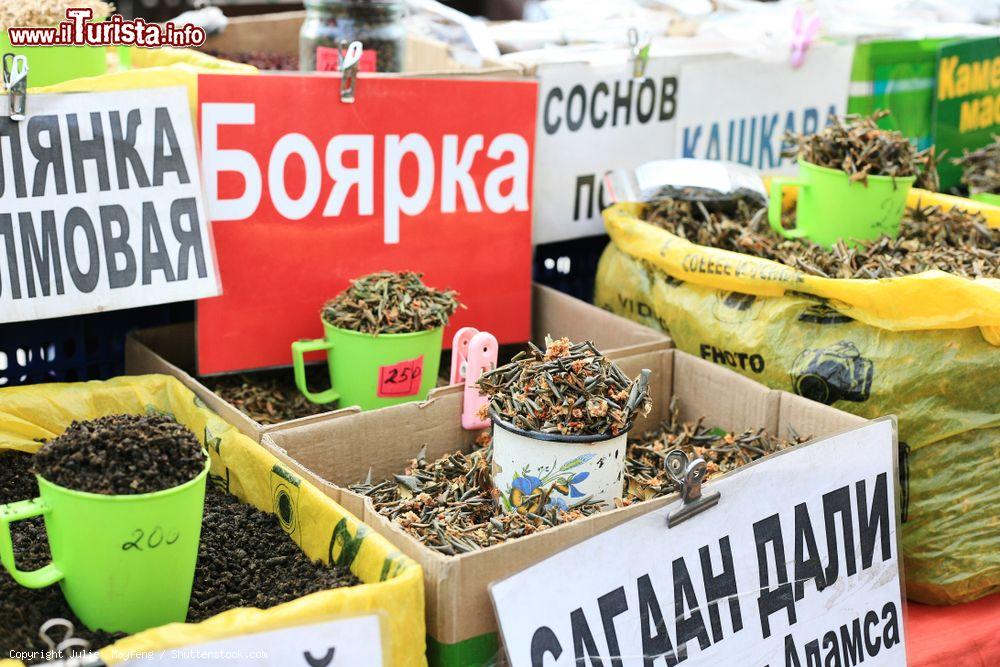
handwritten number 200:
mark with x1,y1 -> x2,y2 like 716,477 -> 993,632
122,527 -> 180,551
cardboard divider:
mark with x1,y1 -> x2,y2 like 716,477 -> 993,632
125,284 -> 671,442
261,347 -> 868,658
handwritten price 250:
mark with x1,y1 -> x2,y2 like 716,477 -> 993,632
121,526 -> 180,551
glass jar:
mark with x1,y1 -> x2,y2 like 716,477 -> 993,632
300,0 -> 406,74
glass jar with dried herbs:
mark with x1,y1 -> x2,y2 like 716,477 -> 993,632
299,0 -> 406,73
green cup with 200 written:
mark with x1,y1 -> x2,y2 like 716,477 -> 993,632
0,457 -> 210,634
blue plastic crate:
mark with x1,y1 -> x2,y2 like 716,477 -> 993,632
0,304 -> 190,387
533,234 -> 610,303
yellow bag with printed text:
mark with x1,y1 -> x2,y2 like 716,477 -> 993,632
0,375 -> 425,667
595,193 -> 1000,606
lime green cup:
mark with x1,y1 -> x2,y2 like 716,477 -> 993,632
0,35 -> 108,87
292,320 -> 444,410
769,158 -> 915,248
0,456 -> 210,634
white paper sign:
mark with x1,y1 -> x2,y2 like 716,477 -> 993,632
531,57 -> 684,245
675,43 -> 855,175
491,419 -> 905,667
114,614 -> 383,666
0,87 -> 219,323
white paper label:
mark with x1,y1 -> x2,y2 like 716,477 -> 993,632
0,87 -> 220,323
531,57 -> 684,245
491,420 -> 906,667
675,43 -> 855,175
114,615 -> 383,666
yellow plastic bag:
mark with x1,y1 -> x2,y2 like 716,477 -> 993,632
596,198 -> 1000,605
0,375 -> 425,666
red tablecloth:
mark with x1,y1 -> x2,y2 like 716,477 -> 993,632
907,594 -> 1000,666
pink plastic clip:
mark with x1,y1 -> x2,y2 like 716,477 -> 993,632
451,328 -> 497,430
790,9 -> 821,69
450,327 -> 480,385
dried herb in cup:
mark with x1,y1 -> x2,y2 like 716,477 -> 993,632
954,136 -> 1000,196
33,414 -> 204,495
476,337 -> 652,437
782,110 -> 939,190
321,271 -> 461,335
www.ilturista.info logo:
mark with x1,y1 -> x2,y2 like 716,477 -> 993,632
7,9 -> 206,48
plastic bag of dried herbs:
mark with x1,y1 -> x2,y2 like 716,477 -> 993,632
594,193 -> 1000,606
0,375 -> 424,666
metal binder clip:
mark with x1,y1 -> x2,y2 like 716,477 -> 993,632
628,28 -> 650,79
339,40 -> 363,103
665,450 -> 721,527
3,53 -> 28,122
39,618 -> 102,666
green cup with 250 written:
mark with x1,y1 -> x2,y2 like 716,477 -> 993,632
0,457 -> 210,634
292,319 -> 444,411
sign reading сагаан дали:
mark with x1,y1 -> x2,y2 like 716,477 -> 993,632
0,87 -> 219,323
491,418 -> 906,667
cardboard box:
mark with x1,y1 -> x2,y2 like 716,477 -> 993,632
260,346 -> 867,666
200,10 -> 523,77
125,284 -> 670,442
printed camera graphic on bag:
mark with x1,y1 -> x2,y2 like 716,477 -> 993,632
790,340 -> 873,405
270,464 -> 302,542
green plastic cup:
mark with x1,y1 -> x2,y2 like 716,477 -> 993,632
0,456 -> 209,634
0,34 -> 107,87
769,158 -> 915,248
292,320 -> 444,410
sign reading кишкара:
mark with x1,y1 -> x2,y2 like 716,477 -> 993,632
0,87 -> 219,323
491,419 -> 906,667
196,73 -> 537,375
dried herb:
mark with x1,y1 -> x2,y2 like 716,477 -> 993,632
0,1 -> 112,32
642,198 -> 999,279
33,414 -> 204,495
476,337 -> 652,437
202,50 -> 299,71
202,368 -> 332,425
954,135 -> 1000,196
350,401 -> 801,555
783,110 -> 939,190
321,271 -> 461,335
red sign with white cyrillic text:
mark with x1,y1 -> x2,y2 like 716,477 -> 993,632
196,73 -> 537,374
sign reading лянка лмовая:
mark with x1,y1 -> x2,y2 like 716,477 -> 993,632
0,87 -> 219,323
491,419 -> 906,667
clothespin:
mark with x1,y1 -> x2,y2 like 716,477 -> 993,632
628,27 -> 650,79
665,449 -> 721,527
3,54 -> 28,122
339,40 -> 363,103
790,9 -> 821,69
450,327 -> 498,430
